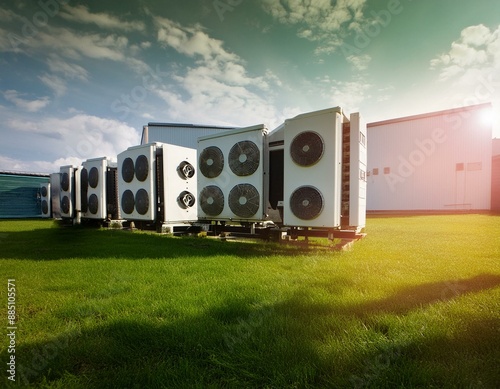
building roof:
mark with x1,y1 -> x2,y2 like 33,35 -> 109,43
0,170 -> 50,178
147,122 -> 234,130
367,102 -> 492,128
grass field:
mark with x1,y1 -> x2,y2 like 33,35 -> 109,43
0,215 -> 499,388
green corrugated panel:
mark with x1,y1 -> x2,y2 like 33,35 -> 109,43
0,174 -> 49,218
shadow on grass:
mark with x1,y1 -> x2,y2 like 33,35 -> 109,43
349,274 -> 500,317
5,283 -> 500,388
0,225 -> 314,261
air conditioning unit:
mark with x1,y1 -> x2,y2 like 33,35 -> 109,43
159,143 -> 198,223
80,157 -> 118,220
117,142 -> 198,224
59,165 -> 80,219
283,107 -> 343,228
197,125 -> 268,222
117,143 -> 158,222
40,183 -> 51,218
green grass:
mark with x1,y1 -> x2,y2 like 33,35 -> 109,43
0,215 -> 499,388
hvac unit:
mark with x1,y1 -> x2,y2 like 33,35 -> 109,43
40,183 -> 51,218
117,142 -> 198,223
80,157 -> 118,220
197,125 -> 268,222
118,143 -> 158,222
283,107 -> 344,228
159,143 -> 198,223
59,165 -> 80,219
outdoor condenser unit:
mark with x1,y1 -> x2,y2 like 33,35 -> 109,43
197,124 -> 269,222
80,157 -> 119,220
283,107 -> 344,228
40,182 -> 51,218
117,142 -> 198,223
59,165 -> 80,219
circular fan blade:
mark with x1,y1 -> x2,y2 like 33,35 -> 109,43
41,186 -> 48,197
228,141 -> 260,176
178,161 -> 195,179
199,146 -> 224,178
121,157 -> 135,183
178,191 -> 196,209
61,195 -> 70,214
200,185 -> 224,216
60,172 -> 70,192
290,131 -> 325,166
228,183 -> 260,218
42,200 -> 49,214
289,186 -> 324,220
135,155 -> 149,182
88,194 -> 99,215
135,188 -> 150,215
89,167 -> 99,188
121,189 -> 135,214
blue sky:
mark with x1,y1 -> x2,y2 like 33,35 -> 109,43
1,0 -> 499,173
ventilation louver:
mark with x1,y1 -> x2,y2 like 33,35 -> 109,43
228,183 -> 260,218
289,186 -> 324,220
228,141 -> 260,176
290,131 -> 324,166
199,185 -> 224,216
199,146 -> 224,178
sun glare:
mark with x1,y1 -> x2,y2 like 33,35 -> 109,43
480,107 -> 494,126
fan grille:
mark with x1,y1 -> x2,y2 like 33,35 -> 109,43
61,195 -> 70,214
178,161 -> 195,179
228,141 -> 260,176
41,186 -> 48,197
61,172 -> 70,191
228,184 -> 260,218
199,146 -> 224,178
89,167 -> 99,188
121,157 -> 135,183
290,131 -> 324,166
42,200 -> 49,215
199,185 -> 224,216
135,155 -> 149,182
121,189 -> 135,214
88,194 -> 99,215
178,191 -> 196,209
289,186 -> 324,220
135,188 -> 150,215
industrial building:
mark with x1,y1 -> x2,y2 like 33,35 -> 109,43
366,103 -> 493,212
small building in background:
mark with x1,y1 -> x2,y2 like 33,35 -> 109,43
0,172 -> 50,218
367,103 -> 493,213
141,122 -> 234,148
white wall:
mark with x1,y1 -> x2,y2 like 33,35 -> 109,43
367,104 -> 492,211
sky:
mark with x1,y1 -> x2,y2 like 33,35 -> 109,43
0,0 -> 499,173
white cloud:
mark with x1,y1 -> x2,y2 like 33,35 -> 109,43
2,114 -> 140,173
46,55 -> 89,81
430,24 -> 500,83
39,73 -> 67,96
346,54 -> 371,71
261,0 -> 368,55
3,90 -> 50,112
151,16 -> 284,127
59,5 -> 145,32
